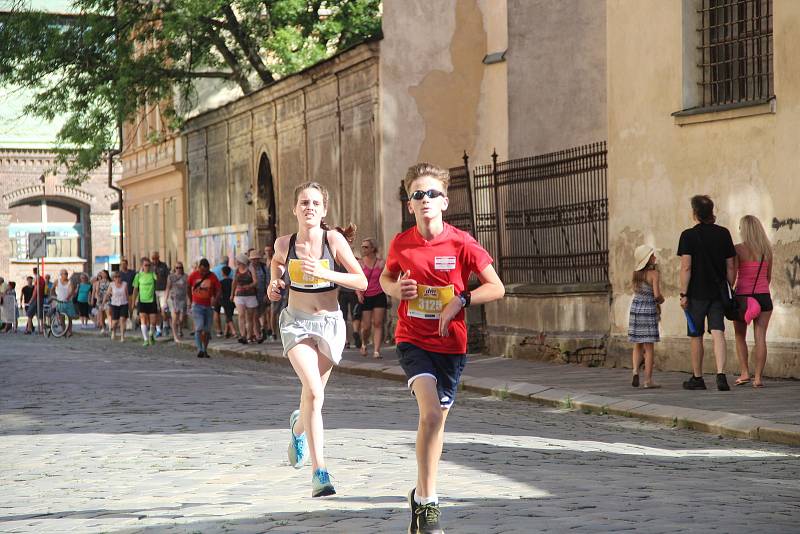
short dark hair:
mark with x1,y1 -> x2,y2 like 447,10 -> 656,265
32,267 -> 38,274
222,265 -> 232,276
691,195 -> 716,224
199,258 -> 210,268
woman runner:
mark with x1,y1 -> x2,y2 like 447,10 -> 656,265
268,181 -> 366,497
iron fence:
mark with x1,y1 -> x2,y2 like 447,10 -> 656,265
400,142 -> 609,287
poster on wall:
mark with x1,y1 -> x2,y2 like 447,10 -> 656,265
185,224 -> 251,269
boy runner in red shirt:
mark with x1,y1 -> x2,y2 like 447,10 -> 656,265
381,163 -> 505,534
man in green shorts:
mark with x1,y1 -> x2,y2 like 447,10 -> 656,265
132,258 -> 159,346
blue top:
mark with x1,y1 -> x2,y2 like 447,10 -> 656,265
76,282 -> 92,303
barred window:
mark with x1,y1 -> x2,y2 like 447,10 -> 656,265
698,0 -> 773,107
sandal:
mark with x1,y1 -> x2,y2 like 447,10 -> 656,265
372,352 -> 383,359
359,344 -> 367,357
752,382 -> 765,388
642,383 -> 661,389
734,377 -> 751,386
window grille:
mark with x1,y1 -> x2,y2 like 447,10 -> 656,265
698,0 -> 773,107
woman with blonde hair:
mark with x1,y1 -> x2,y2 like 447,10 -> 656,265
733,215 -> 773,388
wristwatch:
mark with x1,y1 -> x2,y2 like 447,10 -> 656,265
458,290 -> 471,308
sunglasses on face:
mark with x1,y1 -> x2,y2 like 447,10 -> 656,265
409,189 -> 445,200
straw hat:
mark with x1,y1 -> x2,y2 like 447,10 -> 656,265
634,244 -> 655,271
235,253 -> 249,265
248,250 -> 262,260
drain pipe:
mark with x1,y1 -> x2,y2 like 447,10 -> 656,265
108,140 -> 123,260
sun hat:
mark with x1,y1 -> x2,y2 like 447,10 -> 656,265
634,244 -> 656,271
235,253 -> 249,265
248,250 -> 262,260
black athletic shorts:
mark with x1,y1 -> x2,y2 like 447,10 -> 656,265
338,291 -> 361,321
741,293 -> 773,313
77,301 -> 90,318
686,298 -> 725,337
138,300 -> 158,315
397,342 -> 467,409
110,304 -> 129,320
361,292 -> 387,311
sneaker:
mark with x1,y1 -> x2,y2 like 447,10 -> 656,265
413,498 -> 443,533
288,410 -> 308,469
716,373 -> 730,391
311,468 -> 336,497
155,329 -> 162,338
682,375 -> 707,390
197,350 -> 204,358
353,332 -> 362,349
142,339 -> 149,347
408,488 -> 420,533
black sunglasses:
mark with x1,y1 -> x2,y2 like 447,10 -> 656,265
409,189 -> 445,200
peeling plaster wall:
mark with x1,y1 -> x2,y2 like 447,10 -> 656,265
607,0 -> 800,375
379,0 -> 499,247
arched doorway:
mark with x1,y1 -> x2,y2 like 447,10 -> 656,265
256,152 -> 277,248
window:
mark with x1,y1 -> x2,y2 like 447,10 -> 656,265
698,0 -> 773,107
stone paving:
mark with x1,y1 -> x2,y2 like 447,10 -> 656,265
2,334 -> 800,533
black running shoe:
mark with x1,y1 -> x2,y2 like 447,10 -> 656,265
415,502 -> 443,534
353,332 -> 362,350
716,373 -> 730,391
408,488 -> 419,533
197,350 -> 204,358
682,375 -> 707,390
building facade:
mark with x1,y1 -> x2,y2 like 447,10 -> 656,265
119,106 -> 187,269
182,42 -> 380,264
607,0 -> 800,376
0,149 -> 120,286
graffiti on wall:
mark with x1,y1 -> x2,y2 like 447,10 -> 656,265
788,256 -> 800,291
773,217 -> 800,231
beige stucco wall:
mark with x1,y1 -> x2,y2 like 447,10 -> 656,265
506,0 -> 607,159
607,0 -> 800,375
379,0 -> 508,248
119,134 -> 186,268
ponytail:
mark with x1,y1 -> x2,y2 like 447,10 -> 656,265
321,219 -> 357,243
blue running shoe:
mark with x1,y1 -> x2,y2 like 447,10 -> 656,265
311,468 -> 336,497
287,410 -> 308,469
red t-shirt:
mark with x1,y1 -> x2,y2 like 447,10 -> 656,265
187,271 -> 221,306
386,223 -> 493,354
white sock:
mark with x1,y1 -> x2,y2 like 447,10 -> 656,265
140,324 -> 148,339
156,326 -> 162,334
414,493 -> 438,506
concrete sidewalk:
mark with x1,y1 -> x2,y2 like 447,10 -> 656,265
64,326 -> 800,447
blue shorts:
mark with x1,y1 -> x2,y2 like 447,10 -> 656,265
397,342 -> 467,409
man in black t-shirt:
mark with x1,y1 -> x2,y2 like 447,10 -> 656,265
677,195 -> 736,391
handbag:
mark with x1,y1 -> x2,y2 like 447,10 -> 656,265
734,255 -> 764,323
694,229 -> 739,320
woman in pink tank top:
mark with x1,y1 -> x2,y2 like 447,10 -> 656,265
357,237 -> 387,359
732,215 -> 773,388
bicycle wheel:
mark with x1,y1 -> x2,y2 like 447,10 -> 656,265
50,311 -> 69,338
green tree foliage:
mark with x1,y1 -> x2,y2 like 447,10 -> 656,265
0,0 -> 381,183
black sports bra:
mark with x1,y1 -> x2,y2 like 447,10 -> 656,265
282,231 -> 337,293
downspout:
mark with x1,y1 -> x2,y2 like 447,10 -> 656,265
108,125 -> 123,259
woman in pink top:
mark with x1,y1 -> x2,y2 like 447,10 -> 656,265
357,237 -> 387,359
733,215 -> 773,388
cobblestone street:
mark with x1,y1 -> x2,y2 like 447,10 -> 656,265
2,335 -> 799,534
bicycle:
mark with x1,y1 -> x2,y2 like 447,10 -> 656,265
47,299 -> 73,338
